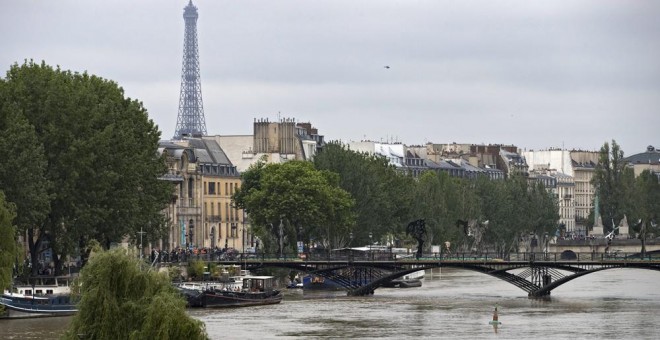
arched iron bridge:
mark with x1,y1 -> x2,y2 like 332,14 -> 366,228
210,253 -> 660,298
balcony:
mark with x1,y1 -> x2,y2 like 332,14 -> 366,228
206,215 -> 222,223
178,198 -> 201,216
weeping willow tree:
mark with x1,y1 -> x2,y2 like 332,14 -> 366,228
63,248 -> 207,340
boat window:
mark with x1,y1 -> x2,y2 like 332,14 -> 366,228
36,290 -> 43,295
47,289 -> 54,294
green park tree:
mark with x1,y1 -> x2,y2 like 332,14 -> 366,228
592,140 -> 636,233
313,142 -> 415,246
0,191 -> 18,291
233,159 -> 355,254
63,248 -> 208,340
0,61 -> 173,274
631,170 -> 660,256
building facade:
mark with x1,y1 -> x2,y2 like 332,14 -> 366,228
210,118 -> 325,172
159,138 -> 248,251
523,149 -> 599,235
624,145 -> 660,178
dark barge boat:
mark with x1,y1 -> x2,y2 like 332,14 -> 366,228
181,276 -> 282,308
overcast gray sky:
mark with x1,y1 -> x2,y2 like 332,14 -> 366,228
2,0 -> 658,155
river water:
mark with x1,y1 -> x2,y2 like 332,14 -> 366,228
2,268 -> 660,339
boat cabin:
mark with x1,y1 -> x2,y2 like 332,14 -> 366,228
11,276 -> 73,296
242,276 -> 276,293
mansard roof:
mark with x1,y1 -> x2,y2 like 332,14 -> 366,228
624,145 -> 660,165
186,138 -> 232,165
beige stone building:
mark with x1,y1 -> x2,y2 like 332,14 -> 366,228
159,138 -> 248,251
207,118 -> 324,172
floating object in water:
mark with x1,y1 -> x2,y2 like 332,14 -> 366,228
489,305 -> 502,325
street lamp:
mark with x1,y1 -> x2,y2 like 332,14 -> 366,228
349,232 -> 353,247
368,232 -> 373,249
137,227 -> 146,261
188,219 -> 194,249
231,223 -> 237,249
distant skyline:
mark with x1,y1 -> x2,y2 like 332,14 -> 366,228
1,0 -> 658,155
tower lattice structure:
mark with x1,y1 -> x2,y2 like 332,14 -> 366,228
174,0 -> 207,139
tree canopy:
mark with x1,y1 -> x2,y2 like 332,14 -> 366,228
592,140 -> 636,232
313,142 -> 559,254
0,191 -> 18,291
591,140 -> 660,255
233,159 -> 355,254
63,248 -> 208,340
0,60 -> 173,274
313,142 -> 415,246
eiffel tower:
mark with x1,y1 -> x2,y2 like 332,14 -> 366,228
174,0 -> 207,139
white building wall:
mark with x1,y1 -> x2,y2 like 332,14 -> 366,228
523,150 -> 573,176
348,141 -> 405,167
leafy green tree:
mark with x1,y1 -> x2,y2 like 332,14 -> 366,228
0,61 -> 172,274
631,170 -> 660,256
0,98 -> 50,275
0,191 -> 18,291
233,160 -> 355,254
592,140 -> 635,233
313,142 -> 415,246
63,248 -> 207,340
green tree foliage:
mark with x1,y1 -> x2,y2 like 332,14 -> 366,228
631,170 -> 660,256
592,140 -> 636,232
313,142 -> 415,246
187,259 -> 207,280
0,61 -> 173,274
233,159 -> 355,253
0,191 -> 18,290
63,248 -> 208,340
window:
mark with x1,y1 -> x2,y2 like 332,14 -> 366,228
209,182 -> 216,195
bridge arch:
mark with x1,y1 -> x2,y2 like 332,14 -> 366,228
217,259 -> 660,298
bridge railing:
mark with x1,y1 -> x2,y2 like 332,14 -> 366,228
149,250 -> 657,265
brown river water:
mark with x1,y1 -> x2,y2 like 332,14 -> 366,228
2,268 -> 660,339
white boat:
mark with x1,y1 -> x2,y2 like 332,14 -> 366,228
382,270 -> 425,288
1,276 -> 77,319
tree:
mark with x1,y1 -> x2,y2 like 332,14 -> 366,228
0,94 -> 51,276
0,191 -> 18,291
233,160 -> 355,254
592,140 -> 635,233
631,170 -> 660,257
63,248 -> 208,340
0,61 -> 173,274
313,142 -> 415,246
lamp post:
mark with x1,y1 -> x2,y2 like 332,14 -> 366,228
188,219 -> 194,249
137,227 -> 146,261
529,232 -> 537,261
368,232 -> 373,249
349,232 -> 353,247
231,223 -> 236,249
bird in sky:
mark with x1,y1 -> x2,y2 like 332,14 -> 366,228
384,65 -> 390,69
